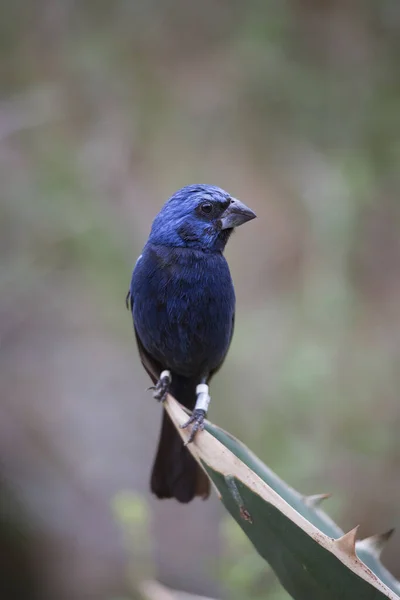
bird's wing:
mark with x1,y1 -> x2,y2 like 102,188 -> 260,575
125,289 -> 133,311
126,290 -> 162,384
134,324 -> 162,385
209,311 -> 235,380
126,253 -> 162,383
126,254 -> 143,311
229,311 -> 235,349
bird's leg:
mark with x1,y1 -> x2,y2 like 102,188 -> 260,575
149,370 -> 171,403
181,382 -> 210,444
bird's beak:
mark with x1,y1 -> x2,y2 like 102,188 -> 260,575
220,198 -> 257,230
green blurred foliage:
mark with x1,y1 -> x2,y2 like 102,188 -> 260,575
113,492 -> 154,592
1,1 -> 399,599
221,515 -> 287,599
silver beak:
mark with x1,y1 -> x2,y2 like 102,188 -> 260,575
220,198 -> 257,230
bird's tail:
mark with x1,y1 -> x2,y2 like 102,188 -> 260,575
150,409 -> 210,503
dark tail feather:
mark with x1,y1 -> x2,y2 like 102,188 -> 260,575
150,410 -> 210,503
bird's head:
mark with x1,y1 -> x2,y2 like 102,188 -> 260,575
148,184 -> 256,252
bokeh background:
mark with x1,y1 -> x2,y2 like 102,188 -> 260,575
1,1 -> 400,599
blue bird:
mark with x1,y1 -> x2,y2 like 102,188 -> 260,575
127,184 -> 256,502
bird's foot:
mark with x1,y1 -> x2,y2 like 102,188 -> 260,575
181,409 -> 206,445
149,370 -> 171,403
181,382 -> 210,443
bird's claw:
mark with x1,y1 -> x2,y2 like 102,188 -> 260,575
181,409 -> 206,444
151,371 -> 171,402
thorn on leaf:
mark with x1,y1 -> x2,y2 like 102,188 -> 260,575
335,526 -> 360,556
305,493 -> 331,508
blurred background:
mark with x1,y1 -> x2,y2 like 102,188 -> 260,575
1,1 -> 400,599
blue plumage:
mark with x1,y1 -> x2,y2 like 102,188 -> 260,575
128,184 -> 256,502
132,246 -> 235,378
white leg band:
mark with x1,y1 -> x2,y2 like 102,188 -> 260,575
195,383 -> 210,413
160,370 -> 171,381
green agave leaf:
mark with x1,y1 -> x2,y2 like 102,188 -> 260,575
206,420 -> 400,597
164,396 -> 399,600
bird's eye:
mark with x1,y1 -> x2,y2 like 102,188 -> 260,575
200,202 -> 213,214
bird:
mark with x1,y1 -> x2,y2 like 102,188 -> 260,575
127,184 -> 256,503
